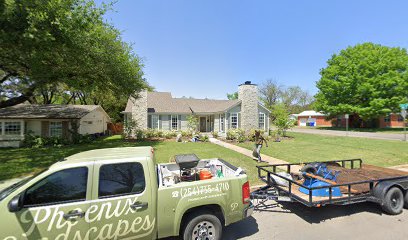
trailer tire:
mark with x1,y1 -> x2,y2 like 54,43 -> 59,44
182,213 -> 222,240
382,187 -> 404,215
404,191 -> 408,209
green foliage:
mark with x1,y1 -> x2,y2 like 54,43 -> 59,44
186,115 -> 199,132
315,42 -> 408,120
226,128 -> 247,142
272,103 -> 295,137
0,0 -> 146,113
22,131 -> 91,148
211,131 -> 218,138
227,92 -> 238,100
199,134 -> 209,142
248,129 -> 265,141
123,120 -> 137,138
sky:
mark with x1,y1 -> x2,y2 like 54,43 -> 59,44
98,0 -> 408,99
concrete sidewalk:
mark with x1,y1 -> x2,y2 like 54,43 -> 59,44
291,127 -> 406,141
209,137 -> 301,172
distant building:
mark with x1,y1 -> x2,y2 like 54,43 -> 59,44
0,104 -> 111,147
296,110 -> 332,127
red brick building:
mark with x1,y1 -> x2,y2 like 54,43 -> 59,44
379,114 -> 406,128
296,111 -> 332,127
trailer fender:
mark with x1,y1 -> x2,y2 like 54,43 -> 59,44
372,180 -> 406,205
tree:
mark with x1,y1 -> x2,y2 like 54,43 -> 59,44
259,80 -> 313,115
186,115 -> 199,132
315,43 -> 408,120
259,79 -> 283,109
271,103 -> 295,138
0,0 -> 146,109
227,92 -> 238,100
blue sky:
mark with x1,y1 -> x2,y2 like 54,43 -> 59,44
99,0 -> 408,99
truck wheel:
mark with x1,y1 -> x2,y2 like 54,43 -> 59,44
382,187 -> 404,215
182,213 -> 222,240
404,191 -> 408,209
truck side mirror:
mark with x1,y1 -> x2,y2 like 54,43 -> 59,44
8,194 -> 23,212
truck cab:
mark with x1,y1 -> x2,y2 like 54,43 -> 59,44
0,147 -> 253,240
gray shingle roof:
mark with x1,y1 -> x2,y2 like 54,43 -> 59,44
145,92 -> 240,114
0,104 -> 101,119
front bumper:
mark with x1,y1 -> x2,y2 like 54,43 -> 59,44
243,202 -> 254,218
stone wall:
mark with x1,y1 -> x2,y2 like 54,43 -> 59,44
131,90 -> 148,129
238,82 -> 259,130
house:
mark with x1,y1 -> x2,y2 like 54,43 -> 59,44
123,81 -> 271,135
0,104 -> 111,147
297,110 -> 332,127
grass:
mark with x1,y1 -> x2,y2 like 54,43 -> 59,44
237,132 -> 408,167
0,135 -> 262,185
314,126 -> 407,134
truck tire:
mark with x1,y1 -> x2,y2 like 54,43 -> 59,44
381,187 -> 404,215
182,213 -> 222,240
404,191 -> 408,209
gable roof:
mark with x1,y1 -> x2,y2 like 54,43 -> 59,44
297,110 -> 327,117
0,104 -> 105,119
145,92 -> 241,114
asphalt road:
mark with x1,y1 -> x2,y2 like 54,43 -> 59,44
290,128 -> 406,141
222,200 -> 408,240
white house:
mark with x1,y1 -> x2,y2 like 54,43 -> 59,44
0,104 -> 111,147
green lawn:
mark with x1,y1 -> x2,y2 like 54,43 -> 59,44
0,136 -> 262,185
314,126 -> 407,134
238,132 -> 408,167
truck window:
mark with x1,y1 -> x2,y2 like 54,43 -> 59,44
98,162 -> 146,198
23,167 -> 88,207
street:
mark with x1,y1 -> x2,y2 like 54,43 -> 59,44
223,200 -> 408,240
290,128 -> 406,141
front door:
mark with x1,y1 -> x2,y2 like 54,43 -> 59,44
200,117 -> 206,132
7,167 -> 91,239
89,161 -> 155,240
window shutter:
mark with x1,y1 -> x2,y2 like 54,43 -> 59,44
168,115 -> 171,130
159,115 -> 162,130
227,113 -> 230,129
147,115 -> 152,128
178,115 -> 181,130
238,113 -> 241,128
41,121 -> 50,137
62,121 -> 69,139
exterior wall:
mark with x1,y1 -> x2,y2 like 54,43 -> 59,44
298,116 -> 331,127
180,115 -> 188,130
379,114 -> 406,128
26,120 -> 41,135
130,90 -> 148,129
79,108 -> 109,134
214,114 -> 220,132
238,83 -> 259,130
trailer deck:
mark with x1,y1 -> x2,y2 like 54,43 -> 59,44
253,159 -> 408,212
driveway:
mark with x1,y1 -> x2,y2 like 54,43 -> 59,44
223,200 -> 408,240
290,128 -> 406,141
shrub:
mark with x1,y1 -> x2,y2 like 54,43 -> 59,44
248,129 -> 265,141
135,129 -> 145,140
181,130 -> 193,138
199,134 -> 209,142
226,128 -> 247,142
226,129 -> 237,140
211,131 -> 218,138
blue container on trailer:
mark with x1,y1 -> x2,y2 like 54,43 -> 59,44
299,179 -> 343,197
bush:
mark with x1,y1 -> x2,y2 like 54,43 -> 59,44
248,129 -> 265,141
226,128 -> 247,142
23,131 -> 70,148
135,129 -> 145,140
211,131 -> 218,138
199,134 -> 209,142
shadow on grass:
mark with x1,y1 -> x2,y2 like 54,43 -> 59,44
0,137 -> 164,181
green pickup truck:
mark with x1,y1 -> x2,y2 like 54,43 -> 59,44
0,147 -> 253,240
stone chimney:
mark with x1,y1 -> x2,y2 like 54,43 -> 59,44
238,81 -> 259,130
131,89 -> 148,129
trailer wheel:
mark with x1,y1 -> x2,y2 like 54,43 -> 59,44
404,191 -> 408,209
382,187 -> 404,215
182,213 -> 222,240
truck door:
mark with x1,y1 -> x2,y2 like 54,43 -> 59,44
89,161 -> 155,240
10,167 -> 91,239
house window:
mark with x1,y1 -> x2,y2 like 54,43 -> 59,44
50,122 -> 63,137
151,115 -> 159,129
220,114 -> 225,132
230,113 -> 238,129
384,114 -> 391,123
171,115 -> 178,130
4,122 -> 21,135
259,113 -> 266,130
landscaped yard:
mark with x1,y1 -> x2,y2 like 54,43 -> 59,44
238,132 -> 408,167
0,135 -> 262,185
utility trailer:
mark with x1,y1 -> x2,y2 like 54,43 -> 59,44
251,159 -> 408,215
